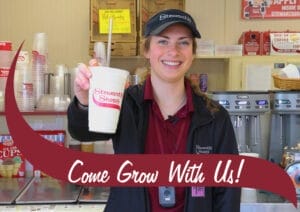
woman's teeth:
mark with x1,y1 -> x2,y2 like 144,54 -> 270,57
162,60 -> 181,66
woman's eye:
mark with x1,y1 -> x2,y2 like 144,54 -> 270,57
158,40 -> 168,45
178,40 -> 190,46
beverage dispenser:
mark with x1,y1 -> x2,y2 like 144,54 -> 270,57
269,90 -> 300,166
212,91 -> 270,158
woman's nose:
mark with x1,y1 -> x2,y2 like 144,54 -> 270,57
166,43 -> 179,55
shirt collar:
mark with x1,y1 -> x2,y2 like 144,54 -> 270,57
143,75 -> 194,113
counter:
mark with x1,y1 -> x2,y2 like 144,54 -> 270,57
241,191 -> 300,212
0,177 -> 298,211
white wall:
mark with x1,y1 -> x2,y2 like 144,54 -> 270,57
1,0 -> 300,71
186,0 -> 300,45
0,0 -> 90,71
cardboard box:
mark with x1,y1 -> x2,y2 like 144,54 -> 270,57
260,31 -> 271,55
90,0 -> 137,42
214,45 -> 243,56
196,40 -> 215,56
0,135 -> 25,178
110,42 -> 137,56
90,41 -> 137,57
147,0 -> 184,13
138,0 -> 185,55
260,30 -> 290,55
138,41 -> 145,56
239,31 -> 261,55
270,32 -> 300,55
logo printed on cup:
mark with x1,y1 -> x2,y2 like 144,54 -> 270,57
32,50 -> 46,64
88,66 -> 129,133
92,88 -> 123,110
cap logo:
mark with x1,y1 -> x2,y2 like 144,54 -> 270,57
159,13 -> 192,23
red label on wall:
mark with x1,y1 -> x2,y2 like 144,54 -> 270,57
242,0 -> 300,19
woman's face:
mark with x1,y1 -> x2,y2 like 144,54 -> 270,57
144,24 -> 194,83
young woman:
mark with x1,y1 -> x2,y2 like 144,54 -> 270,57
68,9 -> 240,212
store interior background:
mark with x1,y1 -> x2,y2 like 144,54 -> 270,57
0,1 -> 300,210
1,0 -> 300,71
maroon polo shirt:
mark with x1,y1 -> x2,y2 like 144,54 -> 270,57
144,76 -> 194,212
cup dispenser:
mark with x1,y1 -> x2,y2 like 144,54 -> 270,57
212,91 -> 270,158
36,64 -> 71,111
44,64 -> 71,96
268,90 -> 300,166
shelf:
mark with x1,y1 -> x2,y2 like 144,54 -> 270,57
112,55 -> 300,60
110,55 -> 231,60
195,55 -> 231,59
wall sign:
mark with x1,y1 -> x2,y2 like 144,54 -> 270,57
99,9 -> 131,34
242,0 -> 300,19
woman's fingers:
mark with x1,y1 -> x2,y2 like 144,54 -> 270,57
89,58 -> 100,66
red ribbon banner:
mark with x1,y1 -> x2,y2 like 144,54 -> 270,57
4,42 -> 298,208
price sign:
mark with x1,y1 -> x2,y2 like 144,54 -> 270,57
99,9 -> 131,34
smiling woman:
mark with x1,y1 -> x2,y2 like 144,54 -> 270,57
67,8 -> 241,212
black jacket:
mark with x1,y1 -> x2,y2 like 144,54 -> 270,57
67,84 -> 241,212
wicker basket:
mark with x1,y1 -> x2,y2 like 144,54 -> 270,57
272,74 -> 300,90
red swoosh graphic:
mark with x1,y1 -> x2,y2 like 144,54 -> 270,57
4,42 -> 297,207
92,94 -> 120,110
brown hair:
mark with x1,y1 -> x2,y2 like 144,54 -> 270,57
189,79 -> 220,114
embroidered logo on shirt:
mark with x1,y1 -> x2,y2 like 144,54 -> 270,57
195,145 -> 212,154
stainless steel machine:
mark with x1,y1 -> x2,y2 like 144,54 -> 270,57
212,91 -> 270,158
268,90 -> 300,166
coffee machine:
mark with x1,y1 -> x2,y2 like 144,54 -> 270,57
212,91 -> 270,158
268,90 -> 300,165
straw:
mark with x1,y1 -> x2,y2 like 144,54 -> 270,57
106,18 -> 113,67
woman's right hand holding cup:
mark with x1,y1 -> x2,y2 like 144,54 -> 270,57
74,59 -> 99,106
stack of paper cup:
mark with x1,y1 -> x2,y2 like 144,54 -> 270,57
240,152 -> 259,203
51,64 -> 68,96
93,42 -> 106,66
0,92 -> 3,111
0,41 -> 12,111
15,51 -> 34,111
88,66 -> 129,133
32,32 -> 48,106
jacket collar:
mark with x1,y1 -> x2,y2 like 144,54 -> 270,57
127,84 -> 214,127
127,83 -> 146,106
190,92 -> 215,128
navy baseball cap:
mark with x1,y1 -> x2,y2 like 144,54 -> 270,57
144,9 -> 201,38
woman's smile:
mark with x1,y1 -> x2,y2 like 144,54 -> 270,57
161,60 -> 182,67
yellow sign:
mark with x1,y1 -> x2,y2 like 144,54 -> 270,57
99,9 -> 131,34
